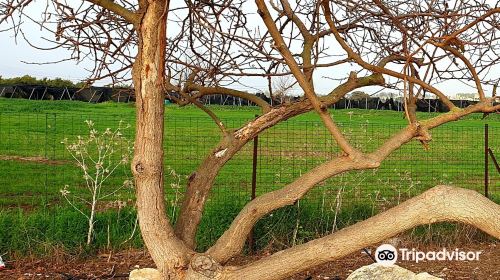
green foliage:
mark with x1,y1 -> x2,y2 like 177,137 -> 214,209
195,201 -> 243,251
0,75 -> 85,88
0,201 -> 375,257
348,91 -> 371,101
0,206 -> 142,257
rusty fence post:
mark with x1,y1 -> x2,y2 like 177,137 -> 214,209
484,124 -> 489,198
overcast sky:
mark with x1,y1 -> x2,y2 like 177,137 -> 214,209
0,0 -> 497,97
0,0 -> 96,83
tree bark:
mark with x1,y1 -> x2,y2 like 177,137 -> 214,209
132,1 -> 192,277
175,134 -> 248,248
218,186 -> 500,280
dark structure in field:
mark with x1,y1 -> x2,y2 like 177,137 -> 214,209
1,84 -> 491,112
0,85 -> 135,103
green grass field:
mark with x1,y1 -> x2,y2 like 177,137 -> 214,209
0,98 -> 498,256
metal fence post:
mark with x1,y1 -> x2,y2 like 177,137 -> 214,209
248,114 -> 259,253
484,124 -> 489,198
251,135 -> 258,200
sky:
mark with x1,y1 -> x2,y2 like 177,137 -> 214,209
0,32 -> 94,83
0,0 -> 497,98
0,0 -> 96,84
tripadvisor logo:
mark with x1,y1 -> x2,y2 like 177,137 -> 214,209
375,244 -> 398,266
374,244 -> 482,265
400,248 -> 482,263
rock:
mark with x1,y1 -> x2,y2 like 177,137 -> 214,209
346,263 -> 442,280
129,268 -> 162,280
415,272 -> 443,280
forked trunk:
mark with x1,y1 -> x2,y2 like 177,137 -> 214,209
127,2 -> 500,279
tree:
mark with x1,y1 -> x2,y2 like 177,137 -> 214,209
348,91 -> 370,101
0,75 -> 81,87
2,1 -> 499,279
265,76 -> 297,105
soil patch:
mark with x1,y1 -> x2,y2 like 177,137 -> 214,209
0,155 -> 69,165
0,243 -> 497,279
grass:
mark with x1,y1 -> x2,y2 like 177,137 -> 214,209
0,98 -> 498,257
0,206 -> 141,257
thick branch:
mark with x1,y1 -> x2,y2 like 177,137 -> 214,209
420,101 -> 500,130
224,185 -> 500,280
131,0 -> 192,276
188,84 -> 271,112
174,135 -> 247,249
207,155 -> 381,262
85,0 -> 140,26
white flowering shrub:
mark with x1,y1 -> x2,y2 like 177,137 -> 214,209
61,120 -> 133,245
165,166 -> 184,221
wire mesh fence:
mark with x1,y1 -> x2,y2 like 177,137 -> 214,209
0,110 -> 498,249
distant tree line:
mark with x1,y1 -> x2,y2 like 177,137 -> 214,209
0,75 -> 87,88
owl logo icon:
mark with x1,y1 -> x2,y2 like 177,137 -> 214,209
375,244 -> 398,266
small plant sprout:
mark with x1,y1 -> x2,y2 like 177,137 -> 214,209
60,120 -> 133,245
347,111 -> 354,121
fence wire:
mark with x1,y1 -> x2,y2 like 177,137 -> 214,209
0,111 -> 498,248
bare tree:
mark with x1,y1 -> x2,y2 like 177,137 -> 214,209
2,1 -> 500,279
348,91 -> 370,101
265,76 -> 296,104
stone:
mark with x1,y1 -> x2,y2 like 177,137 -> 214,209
129,268 -> 162,280
346,263 -> 443,280
415,272 -> 443,280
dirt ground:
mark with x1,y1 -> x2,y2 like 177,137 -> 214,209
0,155 -> 68,165
0,242 -> 498,279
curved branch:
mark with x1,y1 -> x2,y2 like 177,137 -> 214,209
85,0 -> 140,26
223,185 -> 500,280
188,84 -> 271,112
207,142 -> 390,263
176,79 -> 229,135
432,42 -> 485,101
